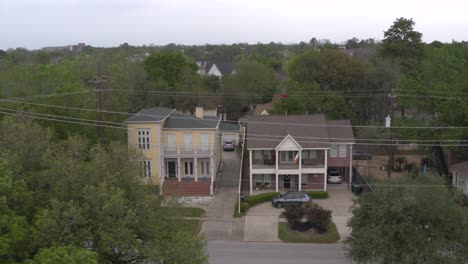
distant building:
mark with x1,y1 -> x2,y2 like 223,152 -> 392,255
196,59 -> 236,77
42,42 -> 86,52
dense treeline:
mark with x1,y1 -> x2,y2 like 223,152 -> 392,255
0,116 -> 207,263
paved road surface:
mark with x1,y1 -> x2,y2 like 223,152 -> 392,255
208,241 -> 352,264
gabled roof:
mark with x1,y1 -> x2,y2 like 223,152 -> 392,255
124,107 -> 175,123
246,115 -> 330,149
449,161 -> 468,176
327,120 -> 355,143
253,102 -> 273,115
219,121 -> 241,132
206,61 -> 235,75
163,114 -> 220,129
246,115 -> 355,149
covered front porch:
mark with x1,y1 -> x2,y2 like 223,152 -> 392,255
249,173 -> 326,194
161,157 -> 215,195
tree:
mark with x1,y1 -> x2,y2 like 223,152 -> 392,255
381,17 -> 425,76
144,51 -> 197,87
32,245 -> 98,264
346,175 -> 468,264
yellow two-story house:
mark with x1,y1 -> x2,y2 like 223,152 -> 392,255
125,106 -> 221,196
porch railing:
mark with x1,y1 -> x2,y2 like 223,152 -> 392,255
162,144 -> 214,156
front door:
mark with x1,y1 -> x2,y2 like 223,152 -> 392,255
284,175 -> 291,189
167,161 -> 176,178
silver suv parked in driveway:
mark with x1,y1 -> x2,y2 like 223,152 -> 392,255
271,191 -> 311,208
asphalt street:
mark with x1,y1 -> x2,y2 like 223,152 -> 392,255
207,241 -> 352,264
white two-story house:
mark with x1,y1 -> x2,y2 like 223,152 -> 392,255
246,115 -> 354,195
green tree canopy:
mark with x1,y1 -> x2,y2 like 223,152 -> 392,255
346,175 -> 468,264
144,51 -> 197,87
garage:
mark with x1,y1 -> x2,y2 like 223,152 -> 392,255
219,122 -> 241,145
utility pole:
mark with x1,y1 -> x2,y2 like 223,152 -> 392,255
387,89 -> 397,178
87,74 -> 110,145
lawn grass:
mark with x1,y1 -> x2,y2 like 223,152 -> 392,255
161,207 -> 206,217
278,222 -> 340,243
178,219 -> 202,235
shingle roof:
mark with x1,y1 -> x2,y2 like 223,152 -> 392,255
246,115 -> 330,149
253,102 -> 273,115
124,107 -> 175,123
207,61 -> 235,75
246,115 -> 354,149
327,120 -> 355,143
163,114 -> 220,129
219,122 -> 241,132
449,161 -> 468,176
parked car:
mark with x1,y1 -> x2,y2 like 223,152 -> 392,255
223,140 -> 235,151
353,150 -> 372,160
271,191 -> 311,208
327,170 -> 342,184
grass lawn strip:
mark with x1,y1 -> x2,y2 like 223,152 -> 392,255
278,222 -> 340,243
161,207 -> 205,217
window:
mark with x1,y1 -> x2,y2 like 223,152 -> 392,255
200,160 -> 210,176
301,174 -> 308,187
339,145 -> 347,157
184,161 -> 194,176
303,150 -> 317,159
140,160 -> 151,177
137,129 -> 150,150
280,151 -> 296,162
167,133 -> 176,151
184,133 -> 192,151
255,174 -> 272,188
330,145 -> 338,158
200,133 -> 209,151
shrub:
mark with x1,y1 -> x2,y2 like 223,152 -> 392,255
308,191 -> 329,199
306,204 -> 332,234
240,202 -> 250,213
284,204 -> 307,230
246,192 -> 280,207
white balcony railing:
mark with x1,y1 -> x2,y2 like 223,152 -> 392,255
162,144 -> 214,156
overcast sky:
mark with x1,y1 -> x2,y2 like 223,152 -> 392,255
1,0 -> 467,50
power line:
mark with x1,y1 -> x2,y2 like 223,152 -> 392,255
1,108 -> 467,147
2,98 -> 468,130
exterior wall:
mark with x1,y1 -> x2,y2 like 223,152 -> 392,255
452,171 -> 468,196
328,144 -> 352,167
127,122 -> 162,184
303,174 -> 325,190
162,129 -> 216,150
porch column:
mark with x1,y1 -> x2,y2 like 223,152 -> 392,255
249,150 -> 253,195
275,149 -> 279,192
177,157 -> 181,182
298,150 -> 302,191
194,157 -> 198,182
160,159 -> 165,195
349,145 -> 353,189
324,149 -> 328,191
210,157 -> 214,195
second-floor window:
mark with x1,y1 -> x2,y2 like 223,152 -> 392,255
330,145 -> 338,157
138,129 -> 150,150
167,133 -> 176,151
280,151 -> 296,162
184,133 -> 192,151
339,145 -> 347,157
200,133 -> 209,151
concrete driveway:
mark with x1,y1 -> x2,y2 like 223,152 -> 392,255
314,184 -> 355,241
244,202 -> 282,242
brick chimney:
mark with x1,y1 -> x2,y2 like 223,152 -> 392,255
195,106 -> 204,119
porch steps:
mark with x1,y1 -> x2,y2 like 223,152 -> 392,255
163,180 -> 211,196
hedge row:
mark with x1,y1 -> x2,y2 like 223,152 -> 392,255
246,192 -> 280,207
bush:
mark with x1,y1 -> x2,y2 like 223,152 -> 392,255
307,191 -> 329,199
246,192 -> 280,207
284,204 -> 307,230
240,202 -> 250,213
306,204 -> 332,234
